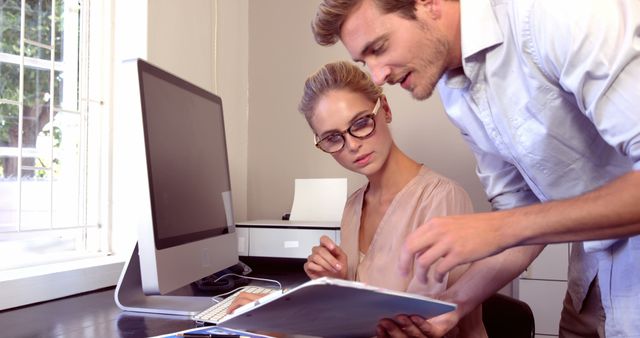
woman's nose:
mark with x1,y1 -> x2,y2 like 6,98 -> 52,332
343,133 -> 362,152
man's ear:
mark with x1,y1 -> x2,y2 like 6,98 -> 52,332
416,0 -> 442,20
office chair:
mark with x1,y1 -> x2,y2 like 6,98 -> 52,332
482,293 -> 535,338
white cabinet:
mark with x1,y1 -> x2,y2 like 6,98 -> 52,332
246,227 -> 339,258
519,279 -> 567,336
517,243 -> 570,337
235,220 -> 340,259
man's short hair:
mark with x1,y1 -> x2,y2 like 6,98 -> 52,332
312,0 -> 418,46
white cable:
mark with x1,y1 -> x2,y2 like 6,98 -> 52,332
213,273 -> 283,290
210,285 -> 249,301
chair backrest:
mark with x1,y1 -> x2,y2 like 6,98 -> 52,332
482,293 -> 535,338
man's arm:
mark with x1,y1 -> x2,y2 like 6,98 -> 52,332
440,245 -> 543,317
379,245 -> 543,338
400,170 -> 640,283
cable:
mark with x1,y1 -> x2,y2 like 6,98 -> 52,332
213,273 -> 282,290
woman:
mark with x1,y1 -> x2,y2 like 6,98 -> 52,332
232,61 -> 486,337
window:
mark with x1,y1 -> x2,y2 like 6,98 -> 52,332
0,0 -> 108,272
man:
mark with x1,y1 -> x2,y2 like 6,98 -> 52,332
311,0 -> 640,337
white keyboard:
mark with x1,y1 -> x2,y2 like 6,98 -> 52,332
193,285 -> 276,324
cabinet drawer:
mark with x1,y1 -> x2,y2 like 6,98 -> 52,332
248,228 -> 339,258
521,243 -> 569,280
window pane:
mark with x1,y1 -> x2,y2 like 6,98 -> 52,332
0,103 -> 20,177
52,111 -> 81,227
20,169 -> 51,229
0,176 -> 19,231
52,174 -> 79,226
22,65 -> 55,173
0,104 -> 20,231
23,63 -> 55,106
55,69 -> 76,112
57,0 -> 78,63
85,110 -> 99,226
0,63 -> 20,100
24,0 -> 54,60
0,0 -> 21,55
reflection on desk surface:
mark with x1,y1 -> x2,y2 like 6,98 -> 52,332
0,257 -> 311,338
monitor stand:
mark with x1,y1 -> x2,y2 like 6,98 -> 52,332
114,243 -> 214,316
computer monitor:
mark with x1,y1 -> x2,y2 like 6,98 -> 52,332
115,59 -> 238,316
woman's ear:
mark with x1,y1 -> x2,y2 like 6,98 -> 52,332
381,95 -> 392,123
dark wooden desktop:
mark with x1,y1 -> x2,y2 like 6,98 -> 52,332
0,258 -> 308,338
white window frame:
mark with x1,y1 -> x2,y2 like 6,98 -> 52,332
0,0 -> 120,310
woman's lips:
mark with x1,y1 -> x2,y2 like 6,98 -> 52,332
354,152 -> 372,166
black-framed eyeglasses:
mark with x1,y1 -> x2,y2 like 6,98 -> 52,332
314,98 -> 381,153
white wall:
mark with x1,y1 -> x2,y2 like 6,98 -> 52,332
111,0 -> 491,253
110,0 -> 148,256
111,0 -> 250,256
144,0 -> 250,224
215,0 -> 250,222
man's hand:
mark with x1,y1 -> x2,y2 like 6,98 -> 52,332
399,212 -> 509,283
303,235 -> 348,279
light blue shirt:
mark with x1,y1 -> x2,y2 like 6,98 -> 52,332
437,0 -> 640,336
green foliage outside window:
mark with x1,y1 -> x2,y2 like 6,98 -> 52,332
0,0 -> 68,179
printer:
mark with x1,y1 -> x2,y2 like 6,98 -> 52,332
235,219 -> 340,259
236,178 -> 346,259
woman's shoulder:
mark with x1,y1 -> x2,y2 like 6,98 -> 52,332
412,166 -> 473,207
415,166 -> 467,193
344,183 -> 367,207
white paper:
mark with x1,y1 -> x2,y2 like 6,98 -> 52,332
289,178 -> 347,222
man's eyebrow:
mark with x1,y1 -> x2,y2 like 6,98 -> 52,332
353,35 -> 387,64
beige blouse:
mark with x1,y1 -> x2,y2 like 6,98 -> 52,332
340,165 -> 474,296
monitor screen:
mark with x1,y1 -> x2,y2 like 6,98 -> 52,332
139,63 -> 231,250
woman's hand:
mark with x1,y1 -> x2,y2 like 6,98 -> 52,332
376,312 -> 461,338
226,292 -> 268,314
303,235 -> 348,279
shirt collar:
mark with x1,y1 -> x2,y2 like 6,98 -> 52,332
443,0 -> 504,88
459,0 -> 504,59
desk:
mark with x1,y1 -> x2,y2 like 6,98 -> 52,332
0,286 -> 196,338
0,257 -> 308,338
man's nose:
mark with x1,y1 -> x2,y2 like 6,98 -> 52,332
368,61 -> 390,86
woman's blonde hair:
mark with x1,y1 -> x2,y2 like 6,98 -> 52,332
298,61 -> 383,122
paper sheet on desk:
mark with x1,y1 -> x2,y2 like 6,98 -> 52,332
289,178 -> 347,222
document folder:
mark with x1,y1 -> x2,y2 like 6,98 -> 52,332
218,277 -> 456,338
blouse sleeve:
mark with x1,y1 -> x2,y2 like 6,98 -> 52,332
405,177 -> 474,296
